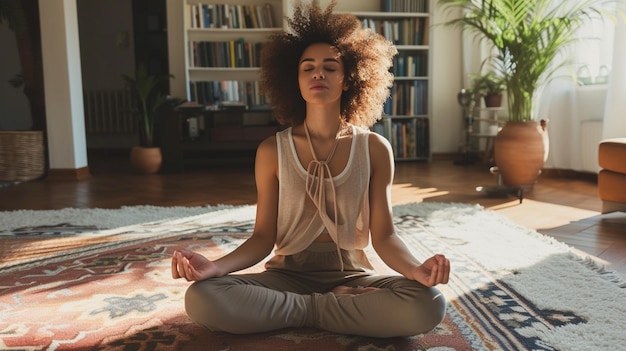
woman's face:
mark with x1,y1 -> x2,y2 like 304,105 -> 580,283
298,42 -> 348,106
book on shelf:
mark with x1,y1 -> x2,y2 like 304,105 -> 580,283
384,80 -> 428,116
360,17 -> 429,46
392,52 -> 427,77
381,0 -> 428,13
373,117 -> 428,159
191,40 -> 263,68
186,3 -> 277,29
189,80 -> 267,109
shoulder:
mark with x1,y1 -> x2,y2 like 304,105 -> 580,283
256,134 -> 278,163
366,130 -> 393,158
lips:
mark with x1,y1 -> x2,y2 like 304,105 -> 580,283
309,84 -> 327,90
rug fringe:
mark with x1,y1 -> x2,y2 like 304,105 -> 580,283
568,252 -> 626,288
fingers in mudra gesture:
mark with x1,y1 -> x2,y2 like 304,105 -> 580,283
171,249 -> 219,281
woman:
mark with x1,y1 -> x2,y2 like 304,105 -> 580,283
171,0 -> 449,338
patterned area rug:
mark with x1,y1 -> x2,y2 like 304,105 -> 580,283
0,203 -> 624,350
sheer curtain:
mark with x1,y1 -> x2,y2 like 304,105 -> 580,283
539,10 -> 625,171
603,19 -> 626,140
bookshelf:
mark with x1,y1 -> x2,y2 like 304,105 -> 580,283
174,0 -> 433,163
325,0 -> 432,161
168,0 -> 286,165
183,0 -> 285,106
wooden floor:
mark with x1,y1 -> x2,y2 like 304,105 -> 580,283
1,152 -> 624,278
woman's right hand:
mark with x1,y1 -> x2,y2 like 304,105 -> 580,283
171,249 -> 220,281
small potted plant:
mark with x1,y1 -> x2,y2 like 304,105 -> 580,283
470,72 -> 505,108
122,64 -> 173,173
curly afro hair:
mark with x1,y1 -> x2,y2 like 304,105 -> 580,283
259,0 -> 397,128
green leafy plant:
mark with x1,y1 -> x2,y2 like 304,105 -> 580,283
122,64 -> 173,147
470,71 -> 505,97
439,0 -> 621,122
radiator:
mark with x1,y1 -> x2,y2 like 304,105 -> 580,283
83,89 -> 136,135
580,120 -> 603,173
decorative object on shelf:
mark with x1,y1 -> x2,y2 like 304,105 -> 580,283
122,64 -> 174,173
578,64 -> 611,85
439,0 -> 619,187
595,65 -> 611,84
470,71 -> 505,108
577,65 -> 593,85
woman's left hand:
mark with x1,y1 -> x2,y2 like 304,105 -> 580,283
411,254 -> 450,287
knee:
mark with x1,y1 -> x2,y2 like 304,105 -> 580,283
394,286 -> 447,336
184,281 -> 224,331
408,286 -> 447,334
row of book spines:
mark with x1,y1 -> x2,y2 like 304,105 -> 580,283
381,0 -> 428,13
384,81 -> 428,116
373,118 -> 429,158
187,3 -> 276,29
189,80 -> 268,108
361,17 -> 429,46
190,40 -> 263,68
393,53 -> 428,77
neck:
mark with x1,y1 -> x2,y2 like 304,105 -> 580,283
304,104 -> 343,139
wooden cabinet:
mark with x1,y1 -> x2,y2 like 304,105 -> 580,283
160,105 -> 278,172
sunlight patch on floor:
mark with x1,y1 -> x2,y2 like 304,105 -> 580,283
487,199 -> 600,230
391,184 -> 449,205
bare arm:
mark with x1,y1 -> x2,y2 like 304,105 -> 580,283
368,133 -> 449,287
172,136 -> 279,281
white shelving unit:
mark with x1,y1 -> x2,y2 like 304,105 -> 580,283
182,0 -> 287,106
471,107 -> 505,163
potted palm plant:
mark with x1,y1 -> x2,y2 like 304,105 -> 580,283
122,64 -> 173,173
439,0 -> 620,187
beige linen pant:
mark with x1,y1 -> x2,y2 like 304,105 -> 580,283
185,242 -> 446,338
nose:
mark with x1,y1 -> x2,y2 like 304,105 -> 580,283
312,71 -> 325,80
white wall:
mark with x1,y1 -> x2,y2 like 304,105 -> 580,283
430,3 -> 463,154
77,0 -> 135,90
0,1 -> 134,130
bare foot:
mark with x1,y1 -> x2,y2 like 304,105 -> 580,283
332,285 -> 380,295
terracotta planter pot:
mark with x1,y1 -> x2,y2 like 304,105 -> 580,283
494,120 -> 549,187
130,146 -> 162,174
483,93 -> 503,108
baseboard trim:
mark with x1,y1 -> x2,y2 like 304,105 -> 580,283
47,167 -> 92,181
541,168 -> 598,182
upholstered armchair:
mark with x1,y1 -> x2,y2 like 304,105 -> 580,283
598,138 -> 626,213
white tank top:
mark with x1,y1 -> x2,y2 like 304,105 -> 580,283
274,124 -> 372,270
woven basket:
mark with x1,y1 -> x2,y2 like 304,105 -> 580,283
0,131 -> 45,182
